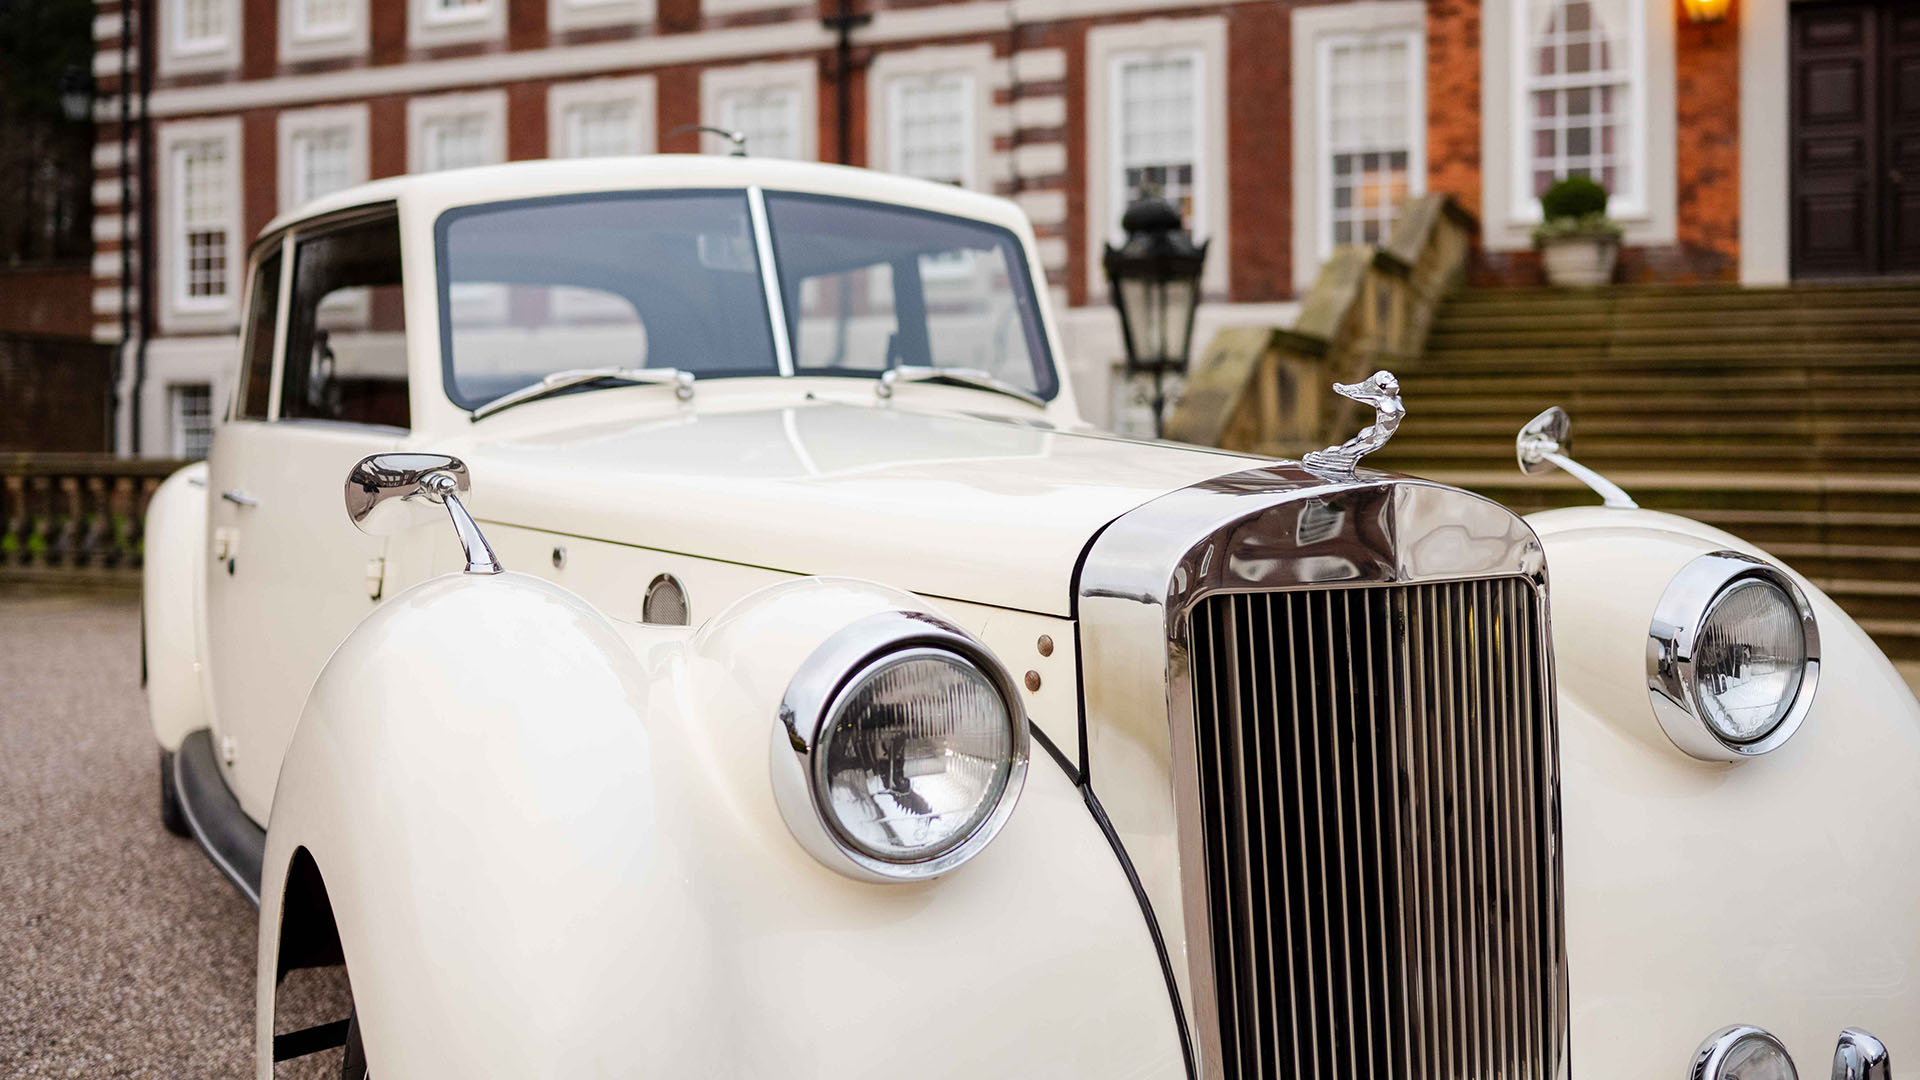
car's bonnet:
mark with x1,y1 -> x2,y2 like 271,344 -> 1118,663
457,402 -> 1264,616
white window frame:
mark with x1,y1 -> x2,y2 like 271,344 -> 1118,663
1085,17 -> 1229,300
1481,0 -> 1675,251
409,0 -> 505,49
277,104 -> 369,212
867,45 -> 998,192
279,0 -> 368,63
157,118 -> 244,333
1512,0 -> 1646,220
1290,1 -> 1426,293
700,61 -> 818,162
169,383 -> 216,460
160,0 -> 241,76
549,0 -> 652,33
548,76 -> 658,159
407,90 -> 508,175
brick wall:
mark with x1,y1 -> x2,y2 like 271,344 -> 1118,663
1672,1 -> 1740,282
1426,0 -> 1482,222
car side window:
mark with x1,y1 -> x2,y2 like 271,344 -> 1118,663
235,251 -> 282,421
280,215 -> 409,429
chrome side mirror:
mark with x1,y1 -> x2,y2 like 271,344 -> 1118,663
1514,405 -> 1639,509
1516,405 -> 1573,476
345,453 -> 503,576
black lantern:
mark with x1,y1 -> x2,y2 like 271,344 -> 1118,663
1102,194 -> 1208,437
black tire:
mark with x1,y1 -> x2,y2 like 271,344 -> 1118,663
159,749 -> 191,837
341,1011 -> 368,1080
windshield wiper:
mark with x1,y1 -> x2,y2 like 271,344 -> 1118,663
875,365 -> 1045,409
470,367 -> 695,421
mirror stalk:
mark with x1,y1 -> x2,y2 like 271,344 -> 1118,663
424,471 -> 503,575
1516,406 -> 1638,509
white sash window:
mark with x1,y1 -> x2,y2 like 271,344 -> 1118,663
1113,51 -> 1203,231
1518,0 -> 1643,215
1322,30 -> 1421,251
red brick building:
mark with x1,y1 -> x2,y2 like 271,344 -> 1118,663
88,0 -> 1895,449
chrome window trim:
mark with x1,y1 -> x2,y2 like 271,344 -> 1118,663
770,609 -> 1031,883
747,185 -> 796,378
1646,550 -> 1821,762
1075,463 -> 1563,1080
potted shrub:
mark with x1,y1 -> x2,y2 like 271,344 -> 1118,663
1532,175 -> 1623,287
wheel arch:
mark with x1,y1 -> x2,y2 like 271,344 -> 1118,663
255,569 -> 1185,1079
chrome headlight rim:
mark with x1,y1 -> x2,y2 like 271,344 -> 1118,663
1648,551 -> 1821,761
1688,1024 -> 1798,1080
772,609 -> 1030,883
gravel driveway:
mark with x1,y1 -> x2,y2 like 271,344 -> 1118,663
0,587 -> 345,1079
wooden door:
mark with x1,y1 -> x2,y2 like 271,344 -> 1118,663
1791,1 -> 1920,278
1882,5 -> 1920,273
1791,2 -> 1880,278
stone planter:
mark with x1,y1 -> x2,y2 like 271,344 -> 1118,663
1539,233 -> 1620,287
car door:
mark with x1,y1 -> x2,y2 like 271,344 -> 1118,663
203,209 -> 411,823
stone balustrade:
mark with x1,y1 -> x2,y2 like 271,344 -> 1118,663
1,455 -> 190,584
1165,193 -> 1477,456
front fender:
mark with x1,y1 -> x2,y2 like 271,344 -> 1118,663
258,571 -> 1182,1080
1531,506 -> 1920,1076
143,461 -> 209,751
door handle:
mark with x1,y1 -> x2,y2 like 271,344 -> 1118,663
1892,169 -> 1905,186
221,489 -> 259,507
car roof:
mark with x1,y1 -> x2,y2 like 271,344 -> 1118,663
259,155 -> 1030,240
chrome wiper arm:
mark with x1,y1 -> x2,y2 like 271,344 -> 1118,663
470,366 -> 694,421
875,365 -> 1045,409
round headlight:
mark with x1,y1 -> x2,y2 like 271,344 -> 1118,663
816,648 -> 1014,862
772,611 -> 1029,882
1649,552 -> 1820,761
1693,578 -> 1807,743
1688,1025 -> 1798,1080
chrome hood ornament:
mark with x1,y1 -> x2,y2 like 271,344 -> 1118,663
1303,369 -> 1404,474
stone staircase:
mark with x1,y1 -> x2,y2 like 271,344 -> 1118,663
1365,282 -> 1920,660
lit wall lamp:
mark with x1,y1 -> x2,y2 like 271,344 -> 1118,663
1681,0 -> 1730,23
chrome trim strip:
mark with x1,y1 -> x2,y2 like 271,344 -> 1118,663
1646,550 -> 1822,761
1075,462 -> 1560,1080
748,185 -> 796,378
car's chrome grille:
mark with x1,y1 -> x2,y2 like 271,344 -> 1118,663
1187,578 -> 1563,1080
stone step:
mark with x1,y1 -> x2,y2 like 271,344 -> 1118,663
1442,284 -> 1920,316
1412,394 -> 1920,418
1816,580 -> 1920,622
1434,306 -> 1920,334
1411,414 -> 1920,439
1425,323 -> 1920,349
1396,372 -> 1920,398
1409,345 -> 1920,370
1376,438 -> 1920,471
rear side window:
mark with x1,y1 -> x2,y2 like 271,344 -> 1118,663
280,215 -> 410,429
235,251 -> 281,420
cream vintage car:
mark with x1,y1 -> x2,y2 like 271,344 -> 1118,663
141,156 -> 1917,1080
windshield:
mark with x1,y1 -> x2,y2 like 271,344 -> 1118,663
435,188 -> 1057,411
765,192 -> 1056,399
436,190 -> 780,410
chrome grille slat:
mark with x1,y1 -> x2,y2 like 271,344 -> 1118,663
1189,578 -> 1563,1080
